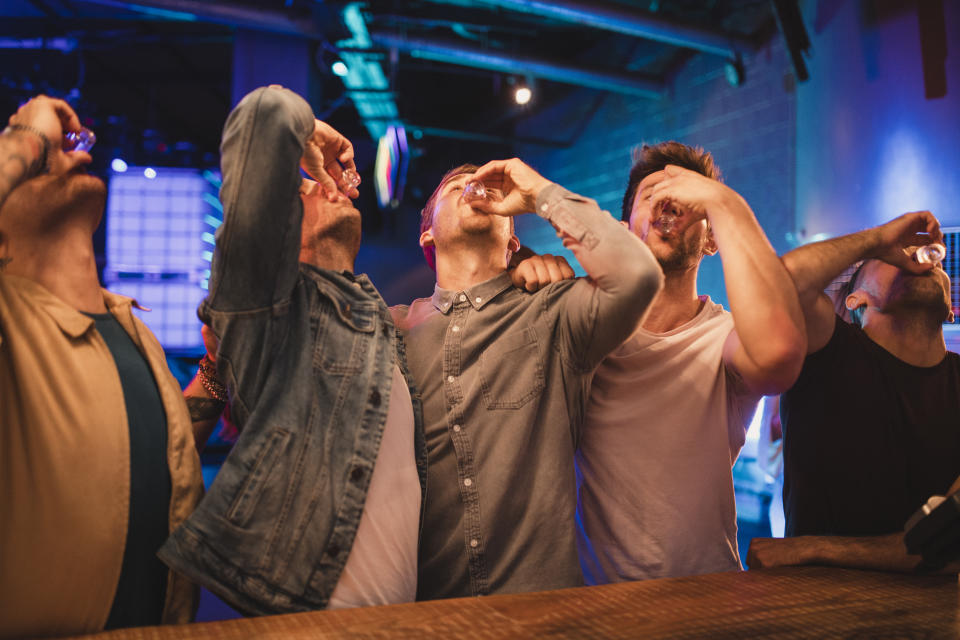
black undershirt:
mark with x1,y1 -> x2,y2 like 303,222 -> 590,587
85,312 -> 171,629
782,316 -> 960,537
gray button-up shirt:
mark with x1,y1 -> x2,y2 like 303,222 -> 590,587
392,184 -> 661,600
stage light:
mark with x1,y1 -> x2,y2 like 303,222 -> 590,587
144,167 -> 157,179
515,86 -> 532,105
111,158 -> 128,173
331,61 -> 349,77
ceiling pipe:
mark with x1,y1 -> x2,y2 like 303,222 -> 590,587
369,31 -> 664,98
425,0 -> 758,58
76,0 -> 321,38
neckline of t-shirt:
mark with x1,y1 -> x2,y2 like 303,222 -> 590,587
633,295 -> 720,339
80,310 -> 115,321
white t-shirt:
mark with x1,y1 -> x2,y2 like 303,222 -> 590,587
327,365 -> 421,609
576,297 -> 759,583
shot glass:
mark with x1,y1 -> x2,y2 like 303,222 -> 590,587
63,127 -> 96,153
339,168 -> 361,193
462,180 -> 487,203
916,243 -> 946,265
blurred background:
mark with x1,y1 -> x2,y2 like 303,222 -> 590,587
2,0 -> 958,618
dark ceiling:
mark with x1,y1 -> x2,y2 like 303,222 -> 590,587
0,0 -> 780,209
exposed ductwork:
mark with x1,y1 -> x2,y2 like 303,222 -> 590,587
76,0 -> 321,38
421,0 -> 758,58
369,31 -> 664,98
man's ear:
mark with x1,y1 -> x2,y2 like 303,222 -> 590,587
419,228 -> 435,249
508,234 -> 521,253
702,228 -> 718,257
845,290 -> 867,312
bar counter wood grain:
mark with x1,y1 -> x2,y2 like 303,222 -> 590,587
60,566 -> 959,639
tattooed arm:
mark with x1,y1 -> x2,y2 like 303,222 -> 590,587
184,323 -> 227,451
0,96 -> 82,213
184,375 -> 226,452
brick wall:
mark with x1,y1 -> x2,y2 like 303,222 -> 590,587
513,38 -> 797,308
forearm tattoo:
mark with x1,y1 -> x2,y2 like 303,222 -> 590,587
186,396 -> 226,423
0,133 -> 40,213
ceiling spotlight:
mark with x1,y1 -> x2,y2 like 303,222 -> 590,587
111,158 -> 128,173
144,167 -> 157,179
331,61 -> 349,77
514,86 -> 532,105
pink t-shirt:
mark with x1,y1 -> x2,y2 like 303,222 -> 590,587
327,365 -> 421,609
576,297 -> 759,583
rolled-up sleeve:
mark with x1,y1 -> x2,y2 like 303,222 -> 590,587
536,184 -> 662,371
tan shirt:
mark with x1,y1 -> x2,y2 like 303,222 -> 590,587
0,274 -> 203,638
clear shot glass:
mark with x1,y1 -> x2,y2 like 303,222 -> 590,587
916,243 -> 946,265
63,127 -> 96,153
462,180 -> 487,203
339,168 -> 361,193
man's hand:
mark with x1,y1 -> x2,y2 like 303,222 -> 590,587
746,537 -> 816,570
645,164 -> 742,224
8,94 -> 82,148
511,254 -> 575,292
470,158 -> 552,217
301,119 -> 357,201
868,211 -> 943,274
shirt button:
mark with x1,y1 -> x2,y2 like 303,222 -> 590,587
451,325 -> 460,332
470,539 -> 479,548
475,297 -> 482,304
464,478 -> 473,487
458,294 -> 467,302
447,375 -> 455,383
453,424 -> 461,432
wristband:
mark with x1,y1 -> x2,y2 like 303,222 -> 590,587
197,354 -> 228,402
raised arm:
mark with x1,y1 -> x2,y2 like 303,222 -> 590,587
0,95 -> 82,213
647,165 -> 806,395
472,158 -> 663,369
205,86 -> 355,314
781,211 -> 942,353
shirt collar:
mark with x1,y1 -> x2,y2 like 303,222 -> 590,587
431,272 -> 513,314
5,275 -> 147,339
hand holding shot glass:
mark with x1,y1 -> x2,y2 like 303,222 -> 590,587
468,158 -> 553,216
301,118 -> 358,200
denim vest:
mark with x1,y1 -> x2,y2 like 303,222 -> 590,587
157,86 -> 426,615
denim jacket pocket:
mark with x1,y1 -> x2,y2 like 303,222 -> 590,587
479,326 -> 545,409
311,289 -> 378,375
226,427 -> 292,527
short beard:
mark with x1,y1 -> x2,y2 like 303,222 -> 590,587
883,275 -> 951,323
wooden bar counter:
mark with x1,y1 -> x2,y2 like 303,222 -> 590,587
62,567 -> 959,639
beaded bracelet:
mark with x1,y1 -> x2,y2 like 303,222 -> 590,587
197,355 -> 228,402
4,124 -> 50,175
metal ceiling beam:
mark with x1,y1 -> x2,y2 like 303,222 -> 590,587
369,31 -> 664,98
75,0 -> 321,38
425,0 -> 758,58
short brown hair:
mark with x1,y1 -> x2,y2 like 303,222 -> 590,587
621,142 -> 720,222
420,164 -> 479,270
